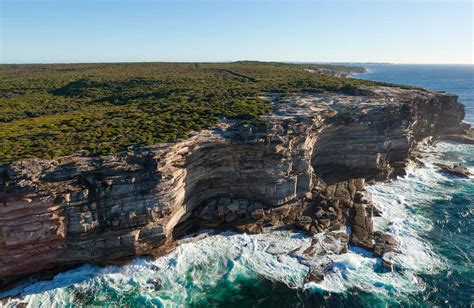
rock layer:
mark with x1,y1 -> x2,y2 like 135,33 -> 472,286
0,86 -> 469,289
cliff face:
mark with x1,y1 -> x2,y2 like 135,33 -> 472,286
0,86 -> 468,289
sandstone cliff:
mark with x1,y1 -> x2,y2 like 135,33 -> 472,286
0,86 -> 469,289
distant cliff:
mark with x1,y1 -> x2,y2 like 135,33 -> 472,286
0,86 -> 470,290
304,65 -> 367,78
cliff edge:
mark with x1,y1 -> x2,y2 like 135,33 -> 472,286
0,86 -> 470,290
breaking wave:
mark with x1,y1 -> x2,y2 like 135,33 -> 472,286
1,142 -> 472,307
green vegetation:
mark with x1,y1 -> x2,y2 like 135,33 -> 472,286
0,61 -> 380,165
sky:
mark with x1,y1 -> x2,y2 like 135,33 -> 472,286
0,0 -> 472,64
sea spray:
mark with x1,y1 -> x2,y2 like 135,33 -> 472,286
2,142 -> 472,307
0,231 -> 430,307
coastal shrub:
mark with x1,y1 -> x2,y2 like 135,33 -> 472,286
0,62 -> 383,165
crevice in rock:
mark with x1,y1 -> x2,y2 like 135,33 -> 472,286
1,87 -> 471,291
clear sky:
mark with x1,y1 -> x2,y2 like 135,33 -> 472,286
1,0 -> 472,64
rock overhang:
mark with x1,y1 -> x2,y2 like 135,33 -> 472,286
0,86 -> 471,291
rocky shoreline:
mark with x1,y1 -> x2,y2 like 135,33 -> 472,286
0,86 -> 471,293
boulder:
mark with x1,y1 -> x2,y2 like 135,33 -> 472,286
296,215 -> 313,231
373,231 -> 398,257
350,203 -> 374,251
434,163 -> 471,178
305,266 -> 325,283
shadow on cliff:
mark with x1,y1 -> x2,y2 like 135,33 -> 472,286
169,123 -> 280,239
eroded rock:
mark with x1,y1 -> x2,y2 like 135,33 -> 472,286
350,203 -> 374,251
0,86 -> 469,290
373,231 -> 398,258
434,163 -> 471,178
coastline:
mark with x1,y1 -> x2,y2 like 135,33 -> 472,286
1,64 -> 473,306
3,139 -> 472,306
1,84 -> 471,297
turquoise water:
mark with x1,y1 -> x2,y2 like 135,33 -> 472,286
352,64 -> 474,306
2,65 -> 473,307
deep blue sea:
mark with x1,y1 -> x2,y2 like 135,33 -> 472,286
354,64 -> 474,124
2,64 -> 473,307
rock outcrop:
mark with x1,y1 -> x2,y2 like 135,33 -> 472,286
434,163 -> 472,178
0,86 -> 470,289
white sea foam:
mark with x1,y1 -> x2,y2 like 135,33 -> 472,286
2,142 -> 472,307
0,232 -> 427,306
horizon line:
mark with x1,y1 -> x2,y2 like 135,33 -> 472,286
0,60 -> 473,66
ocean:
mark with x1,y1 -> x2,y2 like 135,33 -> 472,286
2,64 -> 473,307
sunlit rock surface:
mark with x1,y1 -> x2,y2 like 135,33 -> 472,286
0,86 -> 469,289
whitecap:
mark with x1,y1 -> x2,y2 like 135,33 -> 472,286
2,141 -> 472,306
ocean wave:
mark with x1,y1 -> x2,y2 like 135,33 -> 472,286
0,231 -> 428,307
2,142 -> 472,307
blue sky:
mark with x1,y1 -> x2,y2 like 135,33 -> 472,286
1,0 -> 472,64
